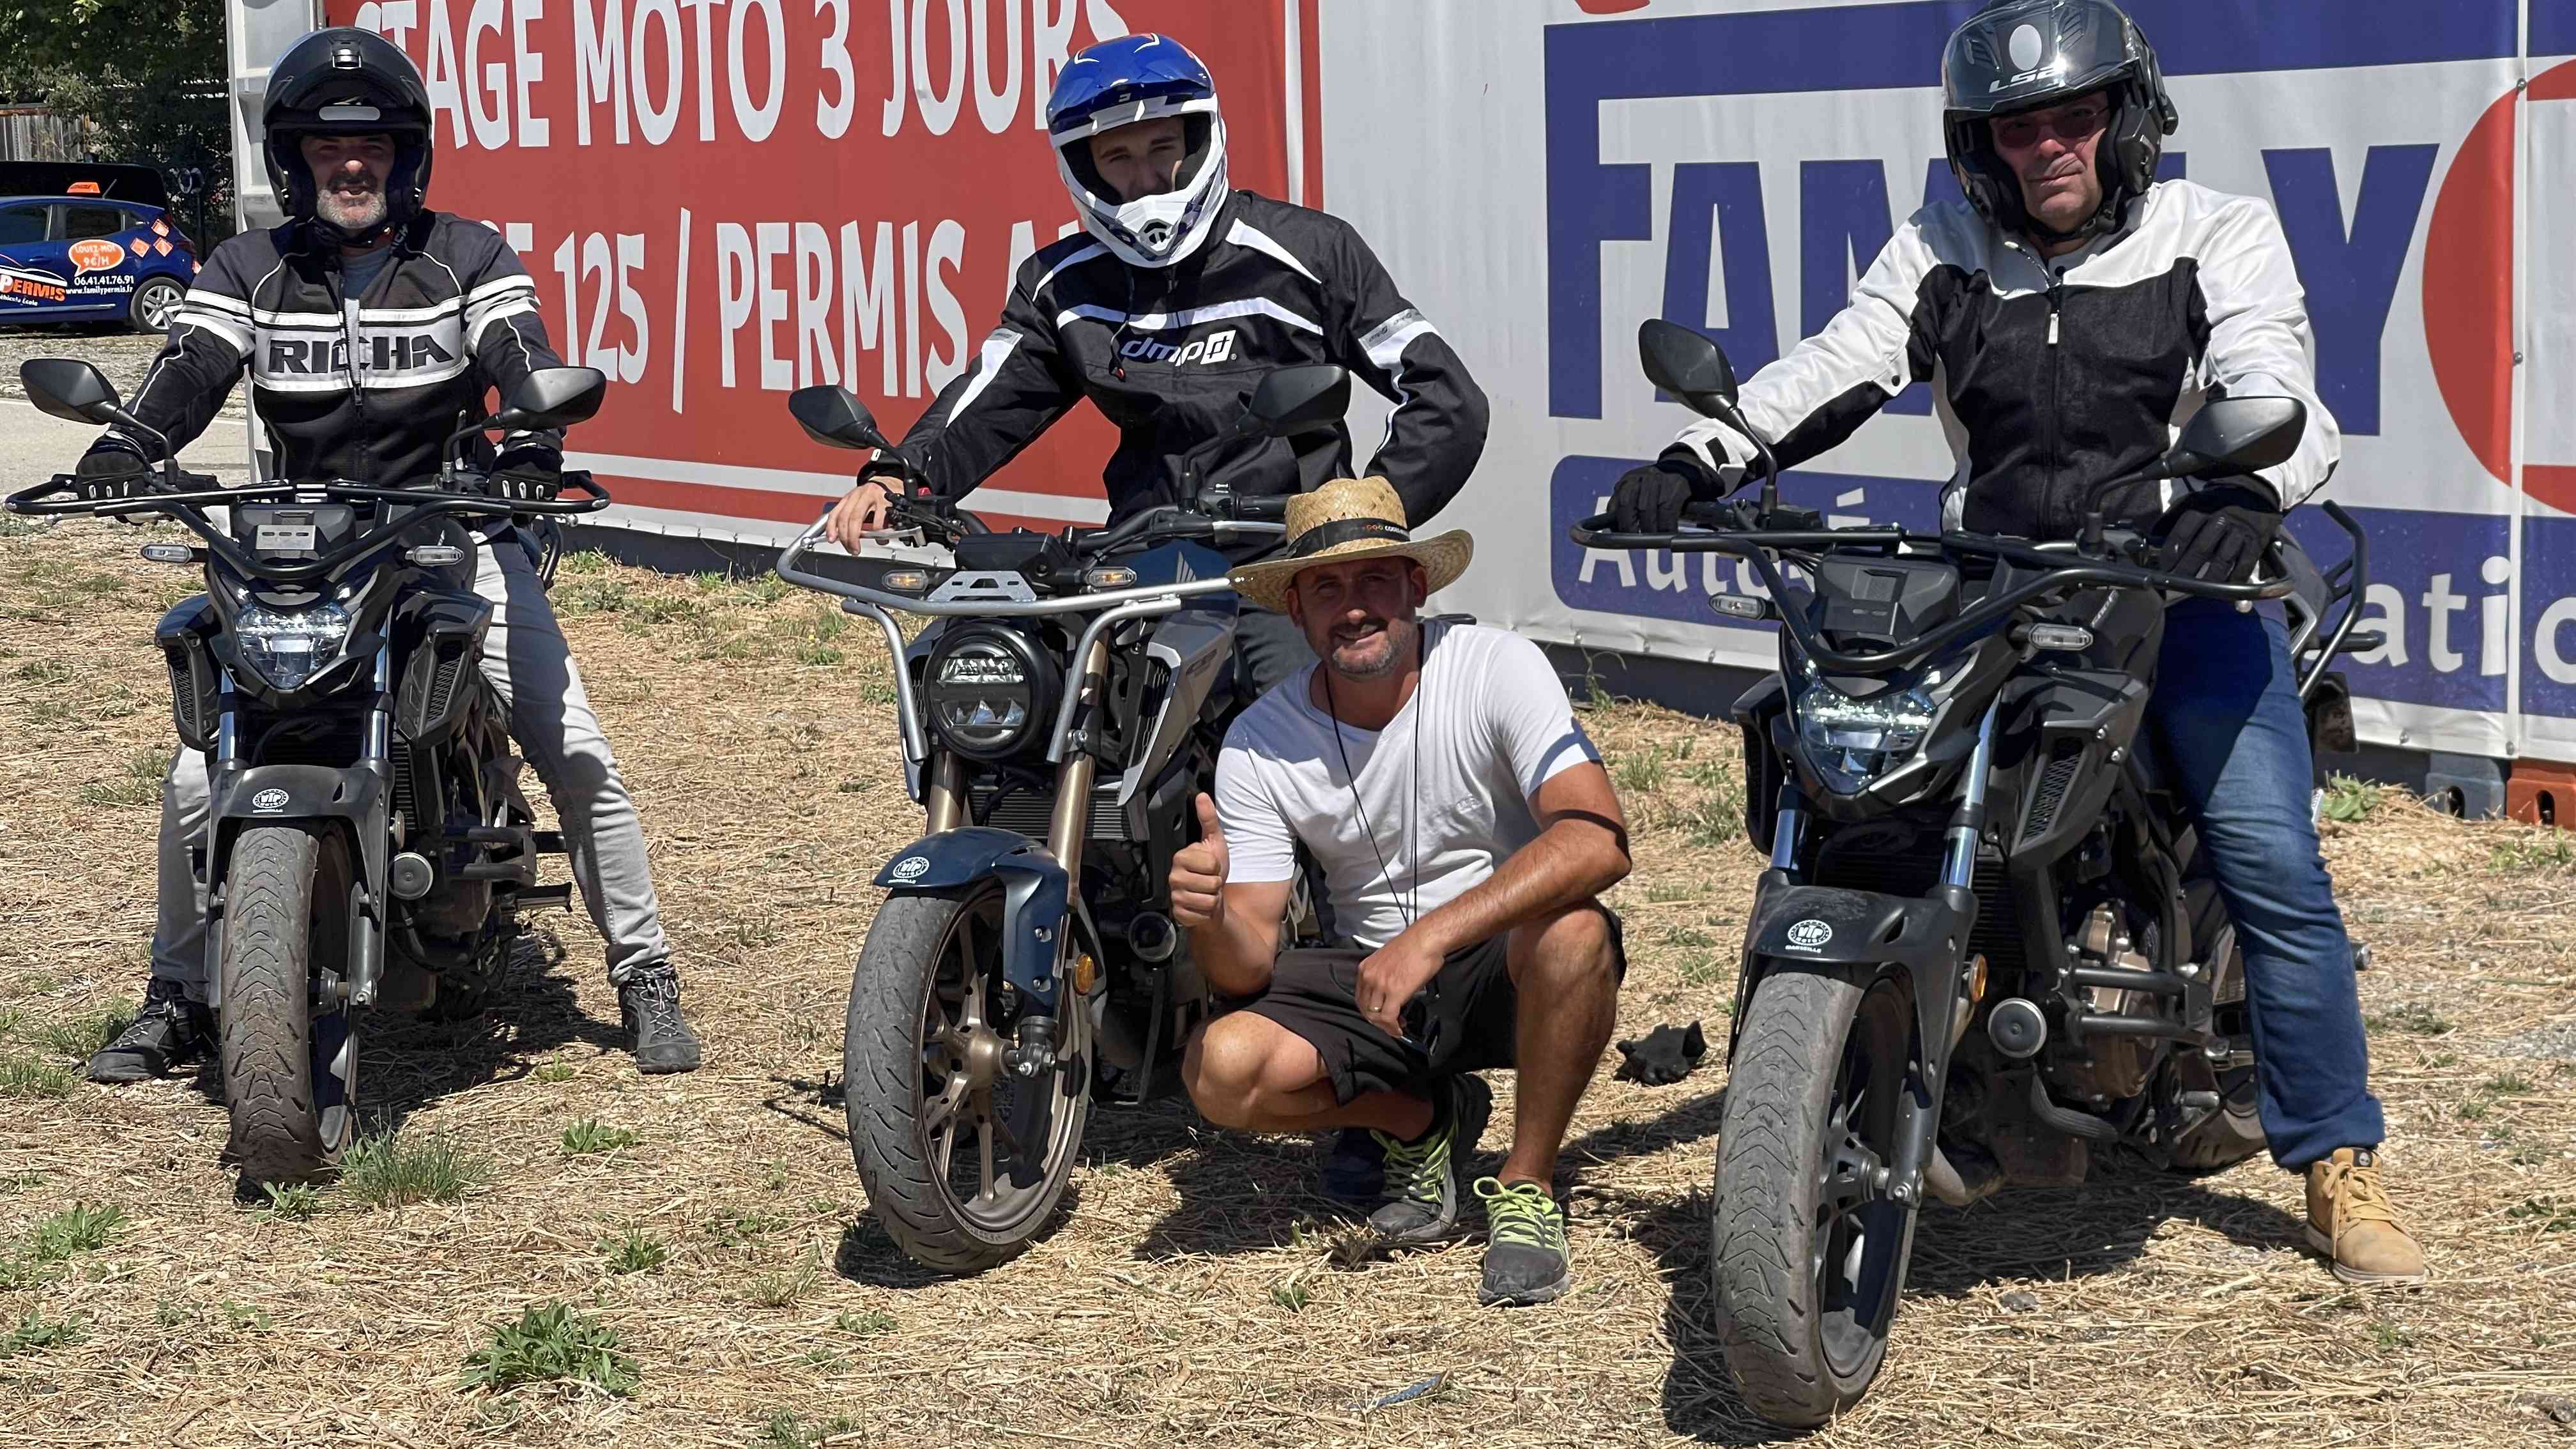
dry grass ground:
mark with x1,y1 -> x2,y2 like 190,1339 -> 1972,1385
1,516 -> 2572,1448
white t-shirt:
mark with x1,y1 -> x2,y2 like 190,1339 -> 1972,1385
1215,619 -> 1602,950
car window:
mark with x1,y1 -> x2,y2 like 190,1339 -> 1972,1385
0,206 -> 45,246
58,204 -> 130,241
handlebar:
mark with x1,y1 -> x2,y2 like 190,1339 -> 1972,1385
4,470 -> 613,585
1567,509 -> 2296,674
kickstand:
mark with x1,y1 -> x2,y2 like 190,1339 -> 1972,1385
1128,964 -> 1170,1107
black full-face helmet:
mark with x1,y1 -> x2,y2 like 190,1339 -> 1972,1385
262,27 -> 434,245
1941,0 -> 2178,242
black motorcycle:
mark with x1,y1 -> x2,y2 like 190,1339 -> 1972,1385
8,358 -> 613,1187
774,367 -> 1344,1272
1569,323 -> 2372,1427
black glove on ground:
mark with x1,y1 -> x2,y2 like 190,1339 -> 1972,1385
2156,483 -> 2281,583
1609,452 -> 1721,533
1614,1020 -> 1707,1085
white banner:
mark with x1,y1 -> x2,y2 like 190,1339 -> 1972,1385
1326,0 -> 2576,763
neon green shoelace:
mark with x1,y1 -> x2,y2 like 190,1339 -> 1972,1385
1476,1177 -> 1565,1253
1374,1126 -> 1453,1205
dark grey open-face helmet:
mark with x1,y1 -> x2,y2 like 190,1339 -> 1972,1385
1942,0 -> 2178,241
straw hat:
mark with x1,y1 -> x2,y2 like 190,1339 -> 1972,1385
1228,476 -> 1474,615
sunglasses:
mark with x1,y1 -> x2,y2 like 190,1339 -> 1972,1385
1397,979 -> 1444,1057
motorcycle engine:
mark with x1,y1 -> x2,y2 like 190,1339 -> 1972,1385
2046,902 -> 2163,1103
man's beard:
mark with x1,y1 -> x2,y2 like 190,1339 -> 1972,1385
1322,613 -> 1416,682
318,181 -> 388,233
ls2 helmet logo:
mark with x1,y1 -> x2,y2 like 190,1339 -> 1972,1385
1785,918 -> 1834,951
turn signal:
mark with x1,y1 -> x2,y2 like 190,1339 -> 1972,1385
881,569 -> 930,593
1084,565 -> 1138,591
139,543 -> 196,564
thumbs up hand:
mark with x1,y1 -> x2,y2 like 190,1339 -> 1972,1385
1170,793 -> 1230,928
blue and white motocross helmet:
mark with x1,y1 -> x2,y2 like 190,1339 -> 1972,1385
1047,34 -> 1229,269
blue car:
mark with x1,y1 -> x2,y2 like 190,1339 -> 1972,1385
0,190 -> 198,333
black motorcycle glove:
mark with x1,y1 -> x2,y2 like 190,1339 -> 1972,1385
72,445 -> 154,509
1609,452 -> 1721,533
489,442 -> 564,503
2156,483 -> 2281,583
1613,1020 -> 1707,1085
75,445 -> 149,482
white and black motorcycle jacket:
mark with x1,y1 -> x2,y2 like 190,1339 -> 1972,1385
1668,178 -> 2338,539
87,211 -> 562,486
887,189 -> 1490,533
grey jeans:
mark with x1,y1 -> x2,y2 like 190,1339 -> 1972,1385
153,535 -> 673,995
1234,603 -> 1317,698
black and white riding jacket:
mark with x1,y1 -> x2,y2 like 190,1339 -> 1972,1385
1668,179 -> 2337,539
889,189 -> 1489,532
88,211 -> 562,486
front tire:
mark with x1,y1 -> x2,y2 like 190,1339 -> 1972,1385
218,825 -> 358,1187
843,884 -> 1089,1273
1711,968 -> 1917,1428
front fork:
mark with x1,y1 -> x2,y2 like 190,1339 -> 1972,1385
996,629 -> 1114,1078
1733,697 -> 2003,1210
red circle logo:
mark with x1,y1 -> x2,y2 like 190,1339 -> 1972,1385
2423,58 -> 2576,514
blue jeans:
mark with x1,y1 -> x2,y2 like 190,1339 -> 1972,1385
2148,599 -> 2383,1169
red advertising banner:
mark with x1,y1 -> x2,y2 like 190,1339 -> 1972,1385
324,0 -> 1323,535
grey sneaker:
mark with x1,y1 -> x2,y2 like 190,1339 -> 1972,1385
618,966 -> 702,1074
1476,1176 -> 1572,1306
1365,1074 -> 1491,1243
86,981 -> 210,1084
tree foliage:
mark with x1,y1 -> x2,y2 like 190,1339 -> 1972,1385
0,0 -> 236,238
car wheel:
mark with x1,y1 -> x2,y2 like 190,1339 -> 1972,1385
130,276 -> 184,334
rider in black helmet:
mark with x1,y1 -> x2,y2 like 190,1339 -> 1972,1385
77,29 -> 704,1084
1609,0 -> 2425,1286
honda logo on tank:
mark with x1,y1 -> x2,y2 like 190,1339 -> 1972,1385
334,0 -> 1324,537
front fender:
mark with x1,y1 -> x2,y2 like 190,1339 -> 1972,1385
1733,879 -> 1975,1082
205,762 -> 388,1006
877,827 -> 1070,1012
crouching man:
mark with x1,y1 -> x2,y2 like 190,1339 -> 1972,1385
1167,479 -> 1629,1307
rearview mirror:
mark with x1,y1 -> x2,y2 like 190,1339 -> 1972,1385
1243,365 -> 1349,440
2160,397 -> 2306,478
20,358 -> 123,425
1639,319 -> 1740,415
492,367 -> 609,432
788,386 -> 893,452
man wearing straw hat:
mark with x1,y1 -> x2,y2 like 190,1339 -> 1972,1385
1169,478 -> 1631,1307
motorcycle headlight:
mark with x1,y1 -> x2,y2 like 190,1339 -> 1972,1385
1793,666 -> 1938,794
234,601 -> 352,690
923,624 -> 1057,760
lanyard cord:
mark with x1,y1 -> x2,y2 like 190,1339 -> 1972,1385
1322,629 -> 1423,935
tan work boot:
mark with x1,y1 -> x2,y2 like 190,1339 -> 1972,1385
2304,1148 -> 2427,1285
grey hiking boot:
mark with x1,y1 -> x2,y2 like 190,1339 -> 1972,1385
1476,1176 -> 1572,1306
86,979 -> 211,1084
1366,1074 -> 1491,1243
617,966 -> 702,1074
